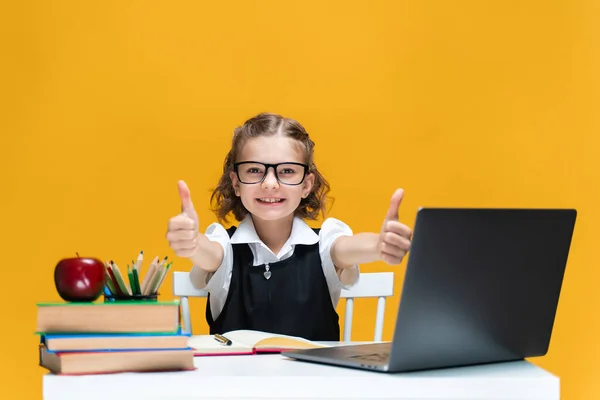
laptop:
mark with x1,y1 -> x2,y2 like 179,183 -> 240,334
282,208 -> 577,372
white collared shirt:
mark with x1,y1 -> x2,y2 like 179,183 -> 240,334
192,215 -> 360,320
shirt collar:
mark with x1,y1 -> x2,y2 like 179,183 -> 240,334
230,214 -> 319,246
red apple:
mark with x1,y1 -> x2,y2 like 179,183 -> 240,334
54,255 -> 106,302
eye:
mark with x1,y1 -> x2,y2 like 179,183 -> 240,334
244,165 -> 265,174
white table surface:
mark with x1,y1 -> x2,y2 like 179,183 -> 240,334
43,346 -> 559,400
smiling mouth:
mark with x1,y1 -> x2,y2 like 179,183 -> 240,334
257,198 -> 285,204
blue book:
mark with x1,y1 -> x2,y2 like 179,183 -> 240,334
41,330 -> 191,352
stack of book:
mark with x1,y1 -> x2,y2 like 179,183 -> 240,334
36,300 -> 194,375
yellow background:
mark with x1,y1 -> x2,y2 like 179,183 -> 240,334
1,1 -> 598,398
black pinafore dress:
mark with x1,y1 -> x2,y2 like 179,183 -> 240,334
206,226 -> 340,341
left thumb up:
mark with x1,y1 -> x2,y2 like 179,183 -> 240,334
384,189 -> 404,222
379,189 -> 412,265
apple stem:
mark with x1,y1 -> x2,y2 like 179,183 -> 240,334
76,252 -> 80,258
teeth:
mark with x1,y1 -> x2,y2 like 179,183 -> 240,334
259,198 -> 282,203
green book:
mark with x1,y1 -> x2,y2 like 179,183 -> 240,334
36,300 -> 181,334
36,300 -> 179,307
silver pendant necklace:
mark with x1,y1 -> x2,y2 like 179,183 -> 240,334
263,263 -> 271,280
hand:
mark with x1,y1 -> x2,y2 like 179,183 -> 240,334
378,189 -> 412,265
166,180 -> 201,258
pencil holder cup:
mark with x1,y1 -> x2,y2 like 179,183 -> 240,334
103,293 -> 158,302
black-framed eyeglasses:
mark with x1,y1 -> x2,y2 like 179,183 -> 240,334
233,161 -> 309,185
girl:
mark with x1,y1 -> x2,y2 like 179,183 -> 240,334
166,113 -> 412,341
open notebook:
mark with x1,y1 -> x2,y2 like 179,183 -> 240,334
188,330 -> 327,356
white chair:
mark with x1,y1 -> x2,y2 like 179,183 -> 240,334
173,271 -> 394,342
340,272 -> 394,342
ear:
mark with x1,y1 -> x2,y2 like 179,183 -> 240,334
302,172 -> 315,198
229,171 -> 241,196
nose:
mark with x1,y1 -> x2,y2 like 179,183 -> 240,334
261,167 -> 279,189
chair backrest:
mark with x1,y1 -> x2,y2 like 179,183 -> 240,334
340,272 -> 394,342
173,271 -> 208,336
173,271 -> 394,341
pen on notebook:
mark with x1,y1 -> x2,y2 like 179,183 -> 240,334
214,334 -> 232,346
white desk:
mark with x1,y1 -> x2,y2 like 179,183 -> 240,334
43,351 -> 559,400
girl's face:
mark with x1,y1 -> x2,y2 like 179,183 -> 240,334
230,135 -> 315,222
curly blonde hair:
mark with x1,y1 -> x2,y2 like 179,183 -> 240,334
210,113 -> 332,223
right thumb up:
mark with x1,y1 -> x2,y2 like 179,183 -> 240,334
166,180 -> 200,259
177,180 -> 198,227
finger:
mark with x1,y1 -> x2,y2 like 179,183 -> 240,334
384,188 -> 404,221
380,241 -> 406,258
382,232 -> 411,251
168,215 -> 196,231
173,248 -> 198,258
382,220 -> 412,238
166,230 -> 197,242
169,239 -> 198,252
177,180 -> 198,220
381,252 -> 404,265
